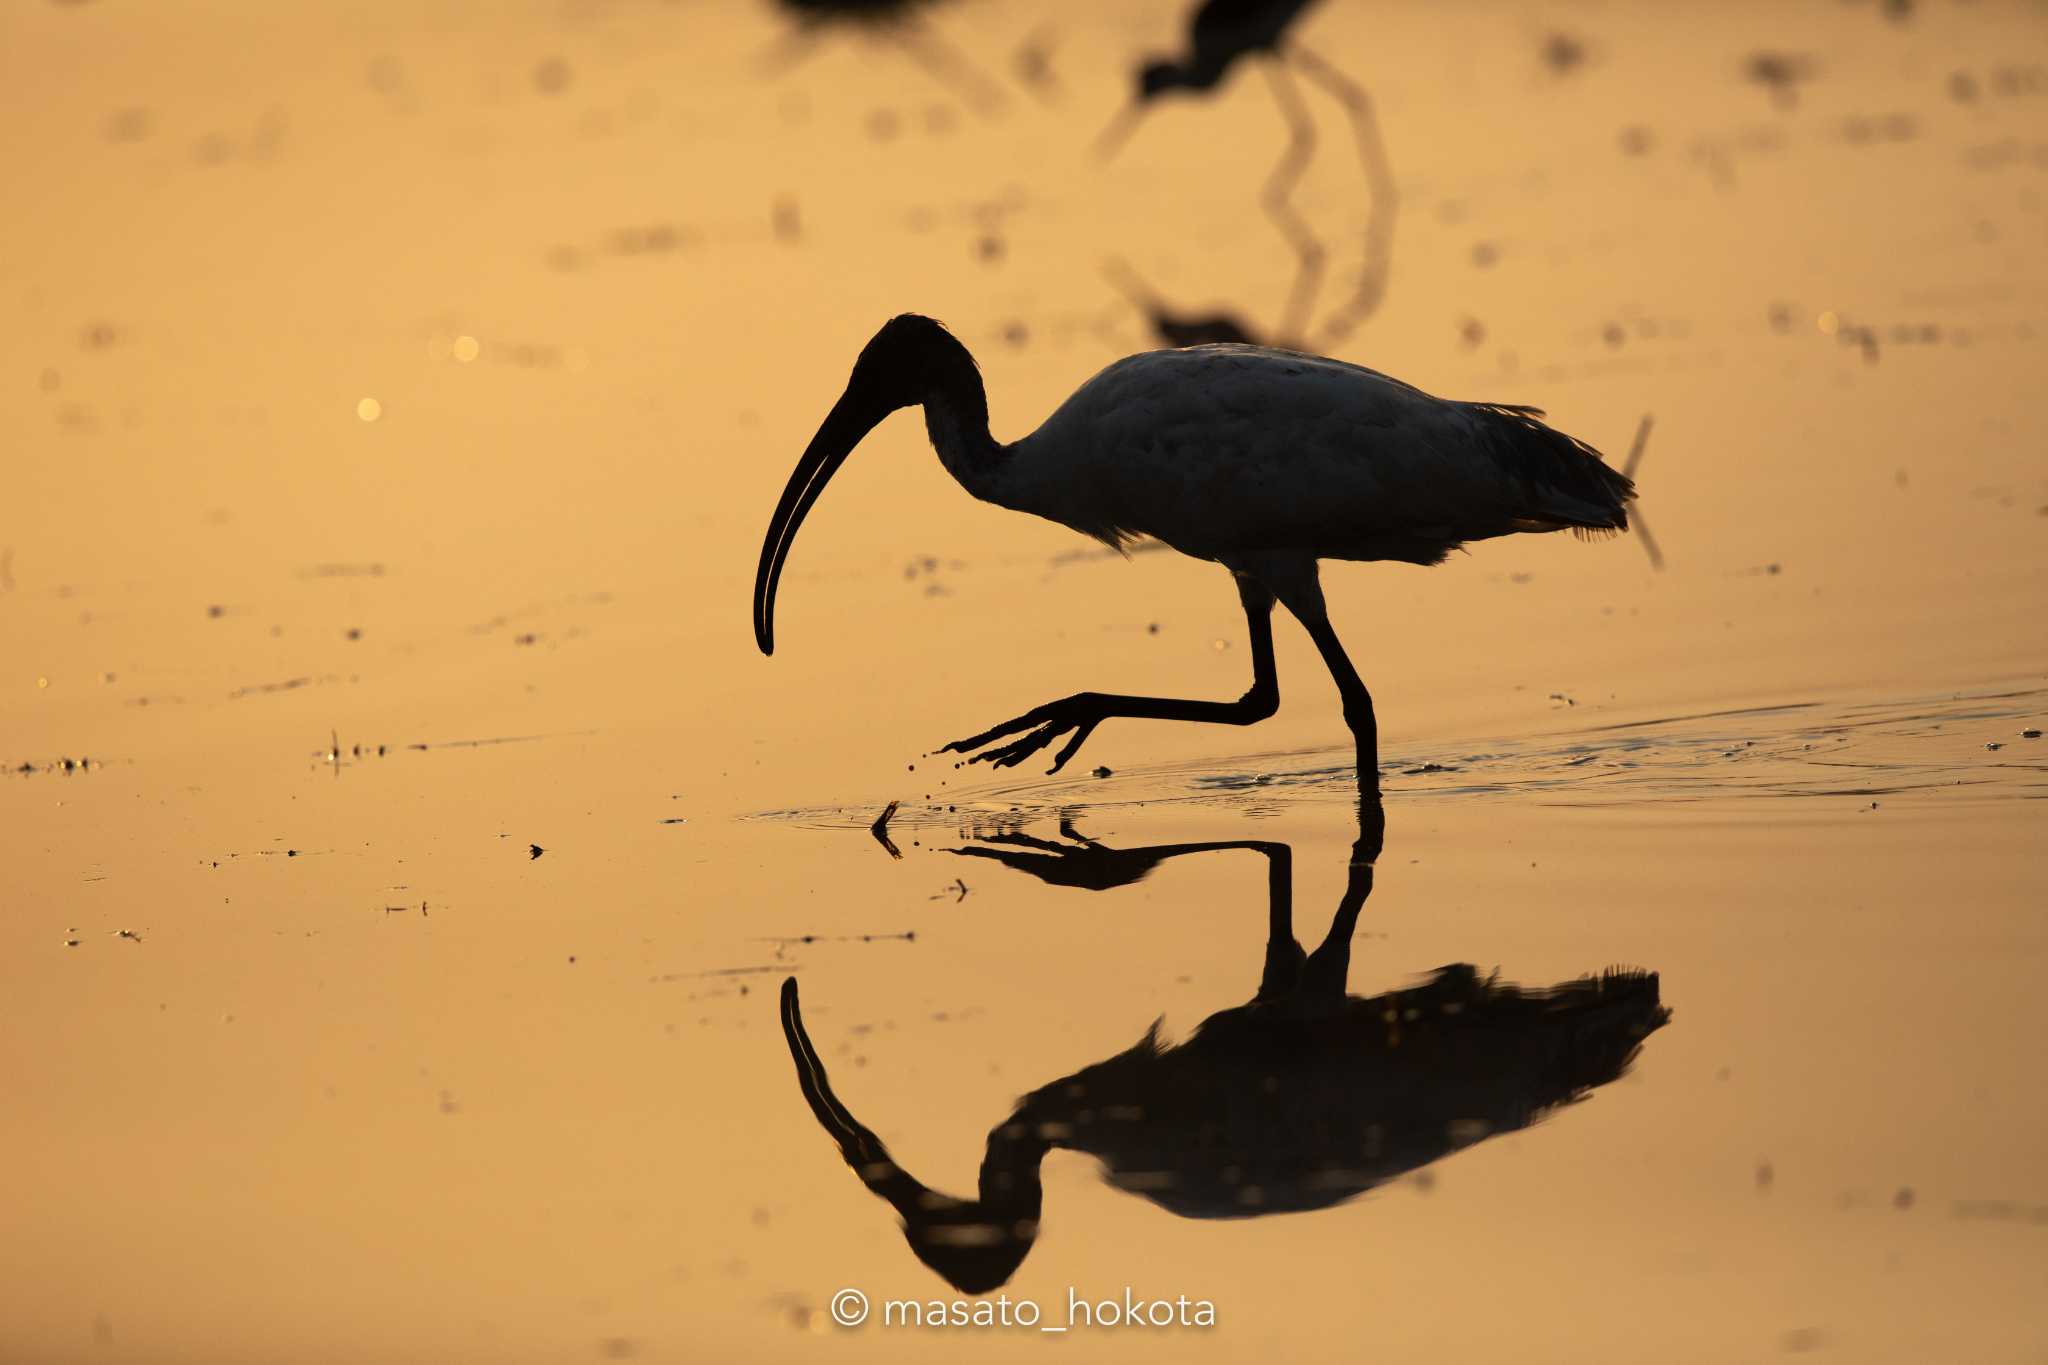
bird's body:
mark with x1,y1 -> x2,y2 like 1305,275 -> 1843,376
755,315 -> 1637,788
990,344 -> 1631,567
1147,0 -> 1321,93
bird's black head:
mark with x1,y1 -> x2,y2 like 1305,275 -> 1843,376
844,313 -> 978,414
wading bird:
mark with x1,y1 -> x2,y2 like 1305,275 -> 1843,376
779,807 -> 1667,1292
1096,0 -> 1398,348
752,315 -> 1636,788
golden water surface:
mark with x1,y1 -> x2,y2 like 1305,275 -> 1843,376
3,1 -> 2045,1360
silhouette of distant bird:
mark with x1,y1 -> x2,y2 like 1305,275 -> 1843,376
753,315 -> 1637,788
763,0 -> 1006,114
778,809 -> 1667,1292
1097,0 -> 1398,348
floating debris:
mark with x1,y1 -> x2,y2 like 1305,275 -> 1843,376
751,931 -> 916,947
228,675 -> 317,699
870,800 -> 903,860
2022,728 -> 2041,739
407,730 -> 593,751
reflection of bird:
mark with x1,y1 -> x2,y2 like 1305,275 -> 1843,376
753,316 -> 1636,788
1104,257 -> 1265,348
1097,0 -> 1398,349
762,0 -> 1006,114
779,806 -> 1667,1293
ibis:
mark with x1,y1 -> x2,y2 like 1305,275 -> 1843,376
752,315 -> 1638,789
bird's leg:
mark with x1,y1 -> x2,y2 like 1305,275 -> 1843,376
938,575 -> 1280,774
1266,563 -> 1381,792
1285,46 -> 1399,351
889,18 -> 1009,116
1259,60 -> 1326,348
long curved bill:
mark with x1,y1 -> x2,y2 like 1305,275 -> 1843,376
1092,101 -> 1144,161
779,978 -> 932,1220
753,390 -> 883,655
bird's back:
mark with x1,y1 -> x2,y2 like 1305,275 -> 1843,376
1001,344 -> 1634,566
1188,0 -> 1321,65
1007,965 -> 1666,1220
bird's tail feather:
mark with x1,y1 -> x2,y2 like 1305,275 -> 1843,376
1465,402 -> 1636,532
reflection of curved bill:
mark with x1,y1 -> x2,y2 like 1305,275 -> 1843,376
779,803 -> 1668,1292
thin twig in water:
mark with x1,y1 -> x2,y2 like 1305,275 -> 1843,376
408,729 -> 597,751
1621,415 -> 1663,570
870,800 -> 903,860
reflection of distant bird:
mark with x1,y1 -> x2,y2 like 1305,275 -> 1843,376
1103,257 -> 1265,348
763,0 -> 1006,114
753,315 -> 1637,787
779,807 -> 1667,1293
1097,0 -> 1398,350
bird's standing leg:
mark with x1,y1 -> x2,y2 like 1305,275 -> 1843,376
1261,559 -> 1381,791
1259,60 -> 1327,348
938,574 -> 1280,774
1285,46 -> 1399,351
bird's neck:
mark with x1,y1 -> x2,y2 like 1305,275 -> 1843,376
921,366 -> 1005,500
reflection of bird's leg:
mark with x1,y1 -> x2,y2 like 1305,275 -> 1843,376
1259,60 -> 1326,348
1301,848 -> 1375,1003
1253,842 -> 1305,1001
1620,415 -> 1662,570
1259,557 -> 1381,792
939,573 -> 1280,775
946,832 -> 1282,892
1287,46 -> 1399,351
890,19 -> 1008,115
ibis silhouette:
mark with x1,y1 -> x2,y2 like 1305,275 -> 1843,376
752,315 -> 1639,789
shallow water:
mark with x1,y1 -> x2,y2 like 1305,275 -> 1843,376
4,1 -> 2046,1360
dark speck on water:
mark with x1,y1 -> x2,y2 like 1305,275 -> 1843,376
529,844 -> 544,859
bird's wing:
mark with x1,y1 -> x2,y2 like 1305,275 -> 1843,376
1011,346 -> 1625,560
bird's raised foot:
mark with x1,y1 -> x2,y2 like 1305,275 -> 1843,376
937,694 -> 1107,774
